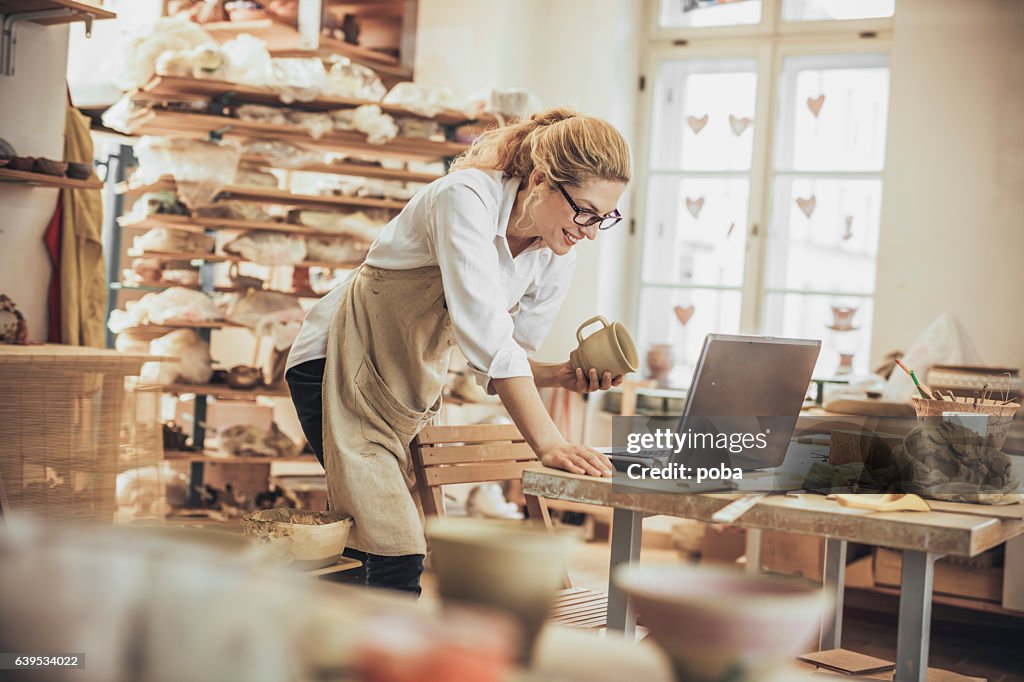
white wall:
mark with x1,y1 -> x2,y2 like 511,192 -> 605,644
873,0 -> 1024,369
0,22 -> 70,342
416,0 -> 643,363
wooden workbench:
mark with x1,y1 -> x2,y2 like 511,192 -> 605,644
521,464 -> 1024,682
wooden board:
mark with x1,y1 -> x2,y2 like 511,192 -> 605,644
0,343 -> 154,374
417,442 -> 534,465
304,556 -> 362,577
417,423 -> 524,445
164,450 -> 319,464
0,167 -> 102,190
118,177 -> 407,211
0,0 -> 115,23
925,500 -> 1024,520
521,466 -> 1024,558
160,383 -> 290,399
798,649 -> 895,675
127,248 -> 363,271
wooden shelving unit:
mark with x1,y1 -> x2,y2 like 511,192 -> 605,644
128,248 -> 363,271
117,177 -> 408,211
0,0 -> 115,24
164,450 -> 316,464
0,167 -> 102,190
161,383 -> 291,399
126,109 -> 467,161
134,75 -> 496,128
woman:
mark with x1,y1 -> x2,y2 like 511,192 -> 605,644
286,107 -> 630,594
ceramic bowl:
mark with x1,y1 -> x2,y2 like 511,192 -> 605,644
615,563 -> 830,682
9,156 -> 35,171
34,158 -> 68,176
241,509 -> 353,570
66,162 -> 93,180
426,517 -> 577,663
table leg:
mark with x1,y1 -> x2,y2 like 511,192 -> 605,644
607,508 -> 643,636
818,538 -> 847,650
745,528 -> 763,575
894,550 -> 936,682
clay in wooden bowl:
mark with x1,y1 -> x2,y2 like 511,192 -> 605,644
242,509 -> 353,570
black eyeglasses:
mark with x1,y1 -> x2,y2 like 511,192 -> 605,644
557,183 -> 622,231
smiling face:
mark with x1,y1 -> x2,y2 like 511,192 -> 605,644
517,171 -> 626,256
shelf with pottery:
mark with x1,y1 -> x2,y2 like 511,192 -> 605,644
116,177 -> 408,212
134,75 -> 497,128
258,159 -> 441,184
160,382 -> 291,399
164,450 -> 317,464
126,247 -> 364,272
113,281 -> 323,299
127,108 -> 467,162
122,319 -> 248,332
198,19 -> 413,82
0,0 -> 115,24
120,213 -> 323,236
0,167 -> 102,190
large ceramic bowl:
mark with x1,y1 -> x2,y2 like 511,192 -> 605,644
615,563 -> 830,682
242,509 -> 353,569
426,517 -> 577,663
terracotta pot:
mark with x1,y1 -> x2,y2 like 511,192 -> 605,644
646,343 -> 675,387
616,564 -> 830,682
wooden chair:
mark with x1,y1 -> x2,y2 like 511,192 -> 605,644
411,423 -> 609,629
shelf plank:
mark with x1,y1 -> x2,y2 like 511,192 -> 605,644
161,383 -> 291,399
0,0 -> 116,23
114,281 -> 323,299
137,75 -> 496,127
164,450 -> 317,464
127,248 -> 363,271
120,213 -> 321,236
128,108 -> 467,161
118,177 -> 407,210
0,167 -> 102,190
269,159 -> 441,184
123,319 -> 244,331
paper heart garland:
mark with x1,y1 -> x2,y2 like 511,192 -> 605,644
687,114 -> 709,134
807,94 -> 825,118
728,114 -> 751,136
842,215 -> 854,240
685,196 -> 705,218
796,195 -> 816,218
674,304 -> 696,326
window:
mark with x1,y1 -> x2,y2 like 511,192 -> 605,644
635,1 -> 893,384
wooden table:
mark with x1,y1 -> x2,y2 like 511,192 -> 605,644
521,465 -> 1024,682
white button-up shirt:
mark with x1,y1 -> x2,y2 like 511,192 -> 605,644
286,169 -> 576,386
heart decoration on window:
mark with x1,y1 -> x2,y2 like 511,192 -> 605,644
726,222 -> 736,238
796,195 -> 816,218
807,94 -> 826,118
842,215 -> 854,240
728,114 -> 752,136
687,114 -> 709,134
685,196 -> 705,218
674,304 -> 696,326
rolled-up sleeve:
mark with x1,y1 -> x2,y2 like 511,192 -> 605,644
512,256 -> 575,355
428,181 -> 533,385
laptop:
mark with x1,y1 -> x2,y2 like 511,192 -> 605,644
605,333 -> 821,472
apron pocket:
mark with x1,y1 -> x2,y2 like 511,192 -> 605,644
355,358 -> 438,447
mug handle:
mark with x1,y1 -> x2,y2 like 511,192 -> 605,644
576,315 -> 610,345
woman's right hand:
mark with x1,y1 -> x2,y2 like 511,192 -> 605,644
540,443 -> 614,478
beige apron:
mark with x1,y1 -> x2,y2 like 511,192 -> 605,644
322,264 -> 456,556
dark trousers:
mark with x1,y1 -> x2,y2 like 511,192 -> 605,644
286,358 -> 425,596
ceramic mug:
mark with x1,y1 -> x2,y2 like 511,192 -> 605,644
569,315 -> 639,377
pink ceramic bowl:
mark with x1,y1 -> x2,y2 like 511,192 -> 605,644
615,563 -> 830,682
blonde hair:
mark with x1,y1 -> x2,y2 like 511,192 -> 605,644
450,107 -> 630,235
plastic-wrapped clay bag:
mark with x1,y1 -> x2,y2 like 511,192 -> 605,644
237,104 -> 288,126
143,329 -> 214,385
235,165 -> 279,189
194,200 -> 272,223
290,209 -> 388,241
155,44 -> 227,80
220,34 -> 275,87
286,111 -> 335,140
226,291 -> 304,350
242,139 -> 322,169
323,57 -> 386,101
135,137 -> 242,208
100,94 -> 142,135
382,82 -> 474,118
124,191 -> 189,221
331,105 -> 397,144
132,227 -> 215,255
105,15 -> 216,90
223,232 -> 307,265
305,236 -> 371,265
269,58 -> 328,103
146,287 -> 223,325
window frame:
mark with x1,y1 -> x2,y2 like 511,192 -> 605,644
629,0 -> 894,377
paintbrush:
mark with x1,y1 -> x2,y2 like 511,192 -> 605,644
894,358 -> 934,399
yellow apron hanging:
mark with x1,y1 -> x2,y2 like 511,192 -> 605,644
322,264 -> 456,556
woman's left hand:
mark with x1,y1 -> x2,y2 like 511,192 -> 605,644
556,362 -> 624,394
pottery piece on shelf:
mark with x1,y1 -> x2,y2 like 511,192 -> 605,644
0,294 -> 29,344
0,138 -> 15,159
66,162 -> 93,180
227,365 -> 264,390
646,343 -> 675,388
8,156 -> 35,171
34,158 -> 68,177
